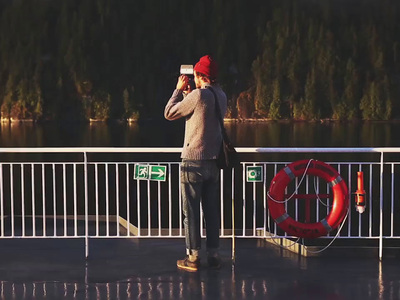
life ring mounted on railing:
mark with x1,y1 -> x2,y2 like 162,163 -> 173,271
267,159 -> 349,239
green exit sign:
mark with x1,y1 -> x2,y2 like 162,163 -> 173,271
134,164 -> 167,181
246,166 -> 263,182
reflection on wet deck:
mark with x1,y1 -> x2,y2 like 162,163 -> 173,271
0,238 -> 399,299
0,279 -> 269,300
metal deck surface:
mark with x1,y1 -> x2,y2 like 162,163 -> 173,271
0,238 -> 400,299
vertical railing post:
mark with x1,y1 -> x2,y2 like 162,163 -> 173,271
31,164 -> 36,237
84,152 -> 89,259
220,169 -> 224,237
242,165 -> 246,237
379,151 -> 384,260
231,168 -> 236,265
168,163 -> 173,237
252,163 -> 256,237
10,165 -> 15,237
0,164 -> 4,237
390,163 -> 395,237
178,163 -> 182,237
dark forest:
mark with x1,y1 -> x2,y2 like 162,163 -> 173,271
0,0 -> 399,122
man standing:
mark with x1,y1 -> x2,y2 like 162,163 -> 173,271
164,55 -> 227,272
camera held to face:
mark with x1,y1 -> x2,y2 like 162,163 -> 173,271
180,65 -> 195,92
180,65 -> 193,75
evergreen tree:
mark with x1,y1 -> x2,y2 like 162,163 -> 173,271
302,66 -> 318,120
0,0 -> 400,121
360,80 -> 389,120
269,79 -> 281,120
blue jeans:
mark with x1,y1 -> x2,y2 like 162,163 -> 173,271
181,159 -> 220,256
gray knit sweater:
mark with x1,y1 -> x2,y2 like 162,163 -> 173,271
164,83 -> 227,160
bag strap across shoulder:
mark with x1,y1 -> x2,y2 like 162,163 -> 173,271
207,86 -> 229,142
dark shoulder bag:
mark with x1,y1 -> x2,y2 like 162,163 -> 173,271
208,87 -> 239,169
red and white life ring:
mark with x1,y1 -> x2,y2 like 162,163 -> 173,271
267,160 -> 349,239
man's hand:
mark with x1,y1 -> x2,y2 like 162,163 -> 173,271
176,75 -> 190,91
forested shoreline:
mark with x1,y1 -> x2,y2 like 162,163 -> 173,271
0,0 -> 399,122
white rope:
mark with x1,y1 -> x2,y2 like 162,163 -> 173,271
267,159 -> 315,204
265,225 -> 301,249
265,207 -> 350,254
265,158 -> 314,249
302,208 -> 349,254
314,176 -> 332,208
265,158 -> 348,253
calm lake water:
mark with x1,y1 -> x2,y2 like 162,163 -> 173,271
1,120 -> 400,148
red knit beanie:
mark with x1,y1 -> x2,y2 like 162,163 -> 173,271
194,55 -> 218,79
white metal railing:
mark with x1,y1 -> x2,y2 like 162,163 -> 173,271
1,147 -> 400,259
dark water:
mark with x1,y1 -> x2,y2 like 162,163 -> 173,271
228,121 -> 400,147
1,120 -> 400,147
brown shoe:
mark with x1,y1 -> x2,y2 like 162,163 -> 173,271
177,256 -> 200,272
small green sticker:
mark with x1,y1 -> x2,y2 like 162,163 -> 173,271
246,166 -> 263,182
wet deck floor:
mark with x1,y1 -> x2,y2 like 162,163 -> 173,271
0,238 -> 399,299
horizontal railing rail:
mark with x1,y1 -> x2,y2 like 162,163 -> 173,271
1,146 -> 400,153
1,147 -> 400,259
